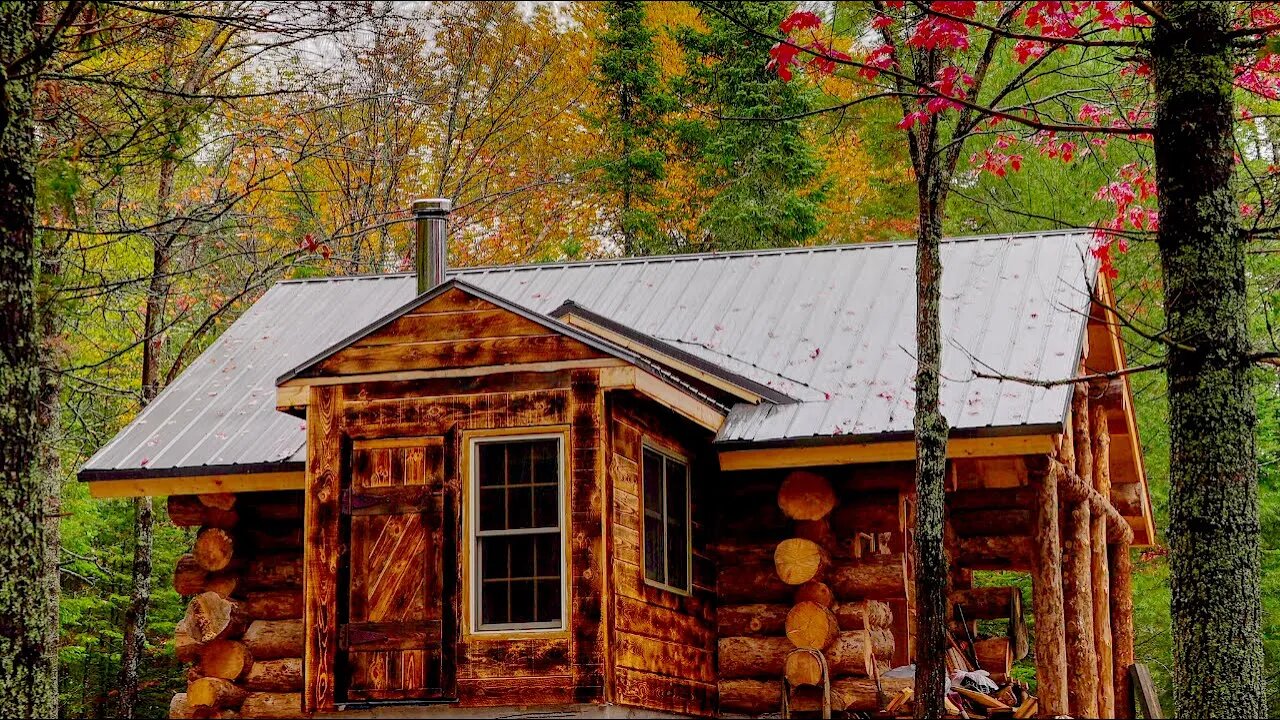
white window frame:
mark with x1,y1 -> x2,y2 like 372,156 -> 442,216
468,432 -> 568,634
640,441 -> 693,596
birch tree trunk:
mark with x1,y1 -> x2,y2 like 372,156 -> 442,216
1151,3 -> 1264,716
0,2 -> 58,715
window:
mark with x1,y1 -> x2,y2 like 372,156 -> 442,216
472,436 -> 564,631
642,445 -> 690,593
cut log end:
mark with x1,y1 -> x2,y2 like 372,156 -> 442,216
774,537 -> 827,586
785,601 -> 839,650
188,676 -> 248,710
778,470 -> 837,521
793,580 -> 834,608
198,639 -> 251,681
194,527 -> 235,573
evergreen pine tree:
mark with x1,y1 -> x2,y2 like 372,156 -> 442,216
591,1 -> 672,255
675,1 -> 826,250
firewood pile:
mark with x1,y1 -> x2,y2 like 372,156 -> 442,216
877,632 -> 1040,719
717,471 -> 900,715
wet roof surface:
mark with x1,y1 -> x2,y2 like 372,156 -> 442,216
82,231 -> 1096,478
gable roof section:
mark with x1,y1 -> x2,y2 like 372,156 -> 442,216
278,279 -> 632,384
80,230 -> 1099,482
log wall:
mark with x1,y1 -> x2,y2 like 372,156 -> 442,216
168,491 -> 305,719
714,465 -> 904,715
607,394 -> 716,716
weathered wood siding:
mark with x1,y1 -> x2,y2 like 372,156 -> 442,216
607,394 -> 717,716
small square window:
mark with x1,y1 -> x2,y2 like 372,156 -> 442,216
641,445 -> 691,593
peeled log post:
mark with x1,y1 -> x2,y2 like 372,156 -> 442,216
193,528 -> 234,572
239,692 -> 303,719
1110,541 -> 1136,719
243,619 -> 304,661
1092,401 -> 1116,718
777,471 -> 837,521
784,601 -> 839,650
180,592 -> 247,645
794,580 -> 834,608
244,658 -> 303,692
774,538 -> 827,585
828,552 -> 907,598
953,535 -> 1033,571
1031,461 -> 1069,717
242,590 -> 303,621
1062,499 -> 1099,719
832,600 -> 893,630
198,639 -> 251,681
188,676 -> 248,709
167,495 -> 238,529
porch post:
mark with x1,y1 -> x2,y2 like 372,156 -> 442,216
1030,459 -> 1068,717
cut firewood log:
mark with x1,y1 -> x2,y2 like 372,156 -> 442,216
975,636 -> 1012,682
717,604 -> 790,637
784,601 -> 839,650
956,686 -> 1010,711
879,674 -> 913,705
778,470 -> 837,521
885,686 -> 913,714
1013,695 -> 1038,718
194,528 -> 234,573
179,592 -> 247,645
244,554 -> 302,590
239,692 -> 302,719
793,580 -> 834,608
832,600 -> 893,630
241,590 -> 303,621
169,692 -> 194,719
244,658 -> 303,692
204,573 -> 238,599
243,619 -> 303,661
174,625 -> 200,664
167,495 -> 238,529
188,676 -> 247,709
198,493 -> 237,511
197,639 -> 251,681
774,538 -> 827,585
783,649 -> 826,687
828,552 -> 906,598
954,535 -> 1033,570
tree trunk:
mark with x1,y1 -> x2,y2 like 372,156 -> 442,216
0,4 -> 57,715
119,496 -> 153,718
912,164 -> 950,720
1151,3 -> 1264,716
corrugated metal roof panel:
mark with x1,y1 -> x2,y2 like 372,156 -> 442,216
81,231 -> 1096,478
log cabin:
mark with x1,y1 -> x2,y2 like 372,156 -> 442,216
80,199 -> 1156,719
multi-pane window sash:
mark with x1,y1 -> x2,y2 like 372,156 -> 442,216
642,445 -> 691,594
474,437 -> 563,631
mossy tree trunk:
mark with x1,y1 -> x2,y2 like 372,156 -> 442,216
1151,2 -> 1265,716
0,2 -> 58,715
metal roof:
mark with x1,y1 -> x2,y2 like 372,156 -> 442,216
80,230 -> 1097,479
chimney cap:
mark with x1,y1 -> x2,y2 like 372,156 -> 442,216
413,197 -> 452,215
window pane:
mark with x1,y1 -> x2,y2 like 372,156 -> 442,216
644,515 -> 665,584
536,579 -> 561,623
506,486 -> 533,530
510,580 -> 536,624
479,488 -> 504,532
532,440 -> 557,484
666,458 -> 689,589
478,443 -> 505,488
481,536 -> 509,580
535,534 -> 560,577
533,484 -> 558,529
642,449 -> 663,517
509,536 -> 535,580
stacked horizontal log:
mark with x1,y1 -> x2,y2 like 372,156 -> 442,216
168,492 -> 304,719
717,471 -> 899,715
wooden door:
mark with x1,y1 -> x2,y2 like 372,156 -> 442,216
339,437 -> 455,702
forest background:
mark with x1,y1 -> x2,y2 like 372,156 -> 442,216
32,2 -> 1280,717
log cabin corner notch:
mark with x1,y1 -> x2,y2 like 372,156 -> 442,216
77,230 -> 1157,718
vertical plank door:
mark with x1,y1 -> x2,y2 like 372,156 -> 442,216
340,438 -> 455,702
